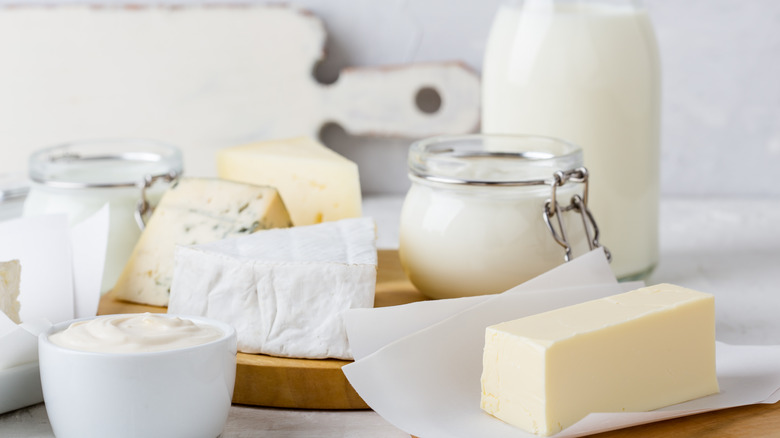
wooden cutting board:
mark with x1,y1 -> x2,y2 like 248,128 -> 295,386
0,5 -> 480,177
98,249 -> 425,410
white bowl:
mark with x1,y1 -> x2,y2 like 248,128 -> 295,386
39,314 -> 237,438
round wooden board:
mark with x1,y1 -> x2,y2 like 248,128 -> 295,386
98,249 -> 425,410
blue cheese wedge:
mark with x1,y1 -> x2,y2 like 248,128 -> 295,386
113,178 -> 292,306
0,259 -> 21,323
481,283 -> 719,436
168,217 -> 377,360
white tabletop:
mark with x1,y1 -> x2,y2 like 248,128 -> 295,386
1,195 -> 779,437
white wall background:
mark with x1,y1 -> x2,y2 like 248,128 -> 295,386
3,0 -> 779,197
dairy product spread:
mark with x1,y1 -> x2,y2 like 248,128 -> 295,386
49,313 -> 223,354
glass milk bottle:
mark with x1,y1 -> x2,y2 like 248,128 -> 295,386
482,0 -> 661,280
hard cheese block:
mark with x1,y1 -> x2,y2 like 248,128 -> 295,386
0,259 -> 21,324
113,178 -> 292,306
168,217 -> 377,360
481,283 -> 719,437
217,136 -> 362,226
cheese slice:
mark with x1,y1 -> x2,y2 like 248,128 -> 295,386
217,136 -> 362,226
0,259 -> 21,324
481,283 -> 719,436
168,217 -> 377,360
113,177 -> 292,307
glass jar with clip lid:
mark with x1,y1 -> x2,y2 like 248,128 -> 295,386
23,139 -> 182,293
398,134 -> 609,299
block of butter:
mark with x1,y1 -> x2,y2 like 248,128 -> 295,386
481,283 -> 719,436
217,136 -> 362,226
113,177 -> 292,306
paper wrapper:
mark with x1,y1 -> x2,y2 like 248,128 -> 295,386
0,208 -> 108,414
343,249 -> 780,438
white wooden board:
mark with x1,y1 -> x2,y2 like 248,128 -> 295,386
0,5 -> 480,177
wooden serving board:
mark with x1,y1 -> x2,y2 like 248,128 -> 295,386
98,249 -> 425,410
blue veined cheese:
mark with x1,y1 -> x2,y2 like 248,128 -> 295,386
113,178 -> 292,307
217,136 -> 362,226
168,217 -> 377,360
0,259 -> 21,324
481,283 -> 719,436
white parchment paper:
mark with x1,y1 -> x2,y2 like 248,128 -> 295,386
343,249 -> 780,438
0,208 -> 108,414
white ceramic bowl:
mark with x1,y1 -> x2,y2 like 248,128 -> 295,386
39,314 -> 237,438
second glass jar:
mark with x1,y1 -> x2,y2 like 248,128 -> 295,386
399,134 -> 605,299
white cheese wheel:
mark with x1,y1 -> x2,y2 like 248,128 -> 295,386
168,217 -> 377,360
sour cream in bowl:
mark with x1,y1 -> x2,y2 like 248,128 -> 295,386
39,313 -> 237,438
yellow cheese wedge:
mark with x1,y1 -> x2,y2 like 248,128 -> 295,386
480,283 -> 719,436
217,136 -> 362,226
113,177 -> 292,306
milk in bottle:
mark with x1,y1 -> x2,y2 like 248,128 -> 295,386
482,0 -> 661,279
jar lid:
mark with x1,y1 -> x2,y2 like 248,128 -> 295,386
408,134 -> 583,187
29,139 -> 183,189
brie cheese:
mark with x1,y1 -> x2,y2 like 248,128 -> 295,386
168,217 -> 377,360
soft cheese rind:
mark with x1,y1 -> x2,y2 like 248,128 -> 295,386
217,136 -> 362,226
0,259 -> 21,324
481,283 -> 719,436
168,217 -> 377,359
113,177 -> 292,306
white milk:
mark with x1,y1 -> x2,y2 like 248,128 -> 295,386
482,1 -> 661,279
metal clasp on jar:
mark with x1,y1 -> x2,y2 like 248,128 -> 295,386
542,167 -> 611,263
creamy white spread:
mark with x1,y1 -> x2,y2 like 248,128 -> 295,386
49,313 -> 224,353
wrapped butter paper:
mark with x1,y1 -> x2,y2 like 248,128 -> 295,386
343,249 -> 780,438
0,208 -> 108,414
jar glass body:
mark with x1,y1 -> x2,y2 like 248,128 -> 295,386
399,135 -> 591,299
482,0 -> 660,280
23,139 -> 182,292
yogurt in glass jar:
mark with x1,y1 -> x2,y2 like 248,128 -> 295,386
23,139 -> 182,292
399,134 -> 606,299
